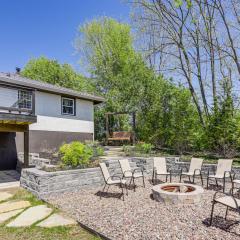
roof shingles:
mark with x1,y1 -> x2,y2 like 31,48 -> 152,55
0,72 -> 104,104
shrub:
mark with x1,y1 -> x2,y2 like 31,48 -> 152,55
59,141 -> 93,167
135,142 -> 153,154
123,145 -> 135,156
85,141 -> 105,157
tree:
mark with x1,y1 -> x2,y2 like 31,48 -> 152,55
75,17 -> 153,138
21,56 -> 95,93
75,17 -> 201,151
75,17 -> 152,112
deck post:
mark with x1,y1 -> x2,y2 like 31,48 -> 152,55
24,126 -> 29,168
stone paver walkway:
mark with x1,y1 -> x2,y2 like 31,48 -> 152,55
0,189 -> 76,228
0,209 -> 23,223
0,201 -> 30,213
37,213 -> 76,227
0,192 -> 13,201
7,205 -> 53,227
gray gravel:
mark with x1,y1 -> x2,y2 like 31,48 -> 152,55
44,177 -> 240,240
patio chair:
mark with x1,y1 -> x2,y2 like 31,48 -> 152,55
99,162 -> 127,201
118,159 -> 145,191
152,157 -> 172,184
209,189 -> 240,226
207,159 -> 234,192
179,158 -> 204,186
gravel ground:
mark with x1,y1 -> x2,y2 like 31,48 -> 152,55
44,177 -> 240,240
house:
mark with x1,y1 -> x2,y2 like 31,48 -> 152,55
0,72 -> 104,171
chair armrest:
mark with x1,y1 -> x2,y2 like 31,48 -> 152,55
133,167 -> 145,176
213,188 -> 239,209
107,175 -> 123,184
123,170 -> 133,177
224,171 -> 233,178
180,165 -> 188,173
232,170 -> 236,180
193,169 -> 201,175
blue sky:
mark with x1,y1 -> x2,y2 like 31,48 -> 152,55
0,0 -> 130,73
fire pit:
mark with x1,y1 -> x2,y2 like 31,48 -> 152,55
152,183 -> 204,204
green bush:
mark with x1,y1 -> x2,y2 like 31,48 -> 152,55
59,141 -> 93,167
85,141 -> 105,157
123,145 -> 135,156
135,142 -> 153,154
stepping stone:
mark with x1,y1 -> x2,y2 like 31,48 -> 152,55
7,205 -> 52,227
37,213 -> 76,227
0,201 -> 30,214
0,209 -> 24,223
0,192 -> 13,201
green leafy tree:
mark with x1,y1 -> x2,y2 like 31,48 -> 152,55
21,56 -> 95,93
75,17 -> 159,138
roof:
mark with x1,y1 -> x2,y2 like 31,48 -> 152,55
0,72 -> 105,104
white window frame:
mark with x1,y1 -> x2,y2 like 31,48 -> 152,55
61,97 -> 75,116
18,90 -> 32,110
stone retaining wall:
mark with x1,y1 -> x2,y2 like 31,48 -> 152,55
20,157 -> 240,197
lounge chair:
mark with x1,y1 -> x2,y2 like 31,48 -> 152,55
152,157 -> 172,184
179,158 -> 204,186
119,159 -> 145,191
207,159 -> 234,192
99,162 -> 127,200
209,190 -> 240,226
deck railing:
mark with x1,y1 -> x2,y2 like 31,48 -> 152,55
0,85 -> 35,115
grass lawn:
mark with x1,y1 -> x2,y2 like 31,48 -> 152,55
0,188 -> 99,240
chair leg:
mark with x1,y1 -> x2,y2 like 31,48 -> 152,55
129,177 -> 133,189
209,201 -> 216,226
188,175 -> 191,183
207,177 -> 209,189
180,174 -> 182,183
125,183 -> 128,196
215,179 -> 218,187
200,173 -> 203,186
120,183 -> 124,201
133,177 -> 136,192
223,177 -> 225,193
100,183 -> 107,199
165,174 -> 168,182
170,173 -> 172,183
193,174 -> 195,184
152,172 -> 155,185
142,176 -> 145,188
225,206 -> 229,220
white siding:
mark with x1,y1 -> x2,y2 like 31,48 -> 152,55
29,115 -> 94,133
35,91 -> 94,121
33,91 -> 94,134
0,86 -> 18,107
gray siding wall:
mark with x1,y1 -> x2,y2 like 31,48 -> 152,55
0,86 -> 18,108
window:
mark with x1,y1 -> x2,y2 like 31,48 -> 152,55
62,97 -> 75,115
18,90 -> 32,109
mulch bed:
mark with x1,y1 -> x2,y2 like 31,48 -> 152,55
44,177 -> 240,240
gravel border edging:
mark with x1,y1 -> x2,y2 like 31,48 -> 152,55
77,221 -> 112,240
39,197 -> 111,240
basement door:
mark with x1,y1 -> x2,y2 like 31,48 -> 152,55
0,132 -> 17,170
